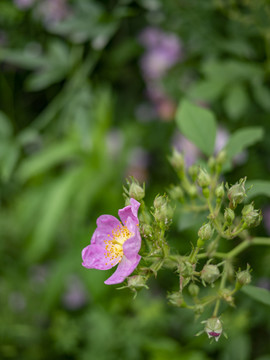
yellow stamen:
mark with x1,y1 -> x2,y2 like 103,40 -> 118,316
103,224 -> 133,266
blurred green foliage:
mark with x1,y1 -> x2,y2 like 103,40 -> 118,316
0,0 -> 270,359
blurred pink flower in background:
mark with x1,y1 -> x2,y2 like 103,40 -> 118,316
106,129 -> 124,159
172,131 -> 200,167
126,147 -> 150,183
13,0 -> 35,10
62,275 -> 88,310
172,126 -> 248,167
139,27 -> 183,80
35,0 -> 70,25
138,27 -> 183,121
215,127 -> 229,154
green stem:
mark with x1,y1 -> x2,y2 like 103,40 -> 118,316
189,246 -> 200,264
213,262 -> 228,317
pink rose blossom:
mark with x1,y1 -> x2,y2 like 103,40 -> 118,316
82,199 -> 141,285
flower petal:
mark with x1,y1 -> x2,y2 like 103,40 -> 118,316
91,215 -> 121,246
123,217 -> 141,259
82,244 -> 119,270
104,254 -> 141,285
96,214 -> 121,231
118,198 -> 140,225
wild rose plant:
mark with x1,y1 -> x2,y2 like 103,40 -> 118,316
82,100 -> 270,342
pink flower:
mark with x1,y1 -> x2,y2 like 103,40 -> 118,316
82,199 -> 141,285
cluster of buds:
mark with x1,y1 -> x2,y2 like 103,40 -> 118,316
118,149 -> 265,344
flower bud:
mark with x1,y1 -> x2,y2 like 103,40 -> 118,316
169,148 -> 185,174
208,156 -> 216,173
201,264 -> 220,284
167,292 -> 186,307
224,208 -> 235,224
204,317 -> 223,341
215,183 -> 225,199
242,203 -> 262,227
186,184 -> 198,198
169,186 -> 184,202
154,199 -> 174,224
227,177 -> 246,209
188,164 -> 199,182
219,289 -> 234,306
129,182 -> 145,201
178,261 -> 194,277
197,168 -> 211,188
216,150 -> 226,165
198,223 -> 213,242
188,283 -> 200,297
236,267 -> 251,287
127,275 -> 149,289
141,223 -> 152,237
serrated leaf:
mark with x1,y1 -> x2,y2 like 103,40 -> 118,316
245,180 -> 270,199
241,285 -> 270,306
225,127 -> 264,161
176,99 -> 217,156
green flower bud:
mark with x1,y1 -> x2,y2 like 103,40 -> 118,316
129,182 -> 145,201
224,208 -> 235,224
127,275 -> 149,289
169,186 -> 184,202
178,261 -> 194,277
167,292 -> 186,307
154,196 -> 173,224
186,184 -> 198,198
208,156 -> 216,173
141,223 -> 152,237
201,264 -> 220,284
198,223 -> 213,241
188,164 -> 199,182
242,203 -> 262,227
169,148 -> 185,173
154,195 -> 167,209
216,150 -> 226,165
219,289 -> 234,306
215,183 -> 225,199
188,283 -> 200,297
236,267 -> 251,287
227,177 -> 247,209
204,317 -> 223,341
197,168 -> 211,188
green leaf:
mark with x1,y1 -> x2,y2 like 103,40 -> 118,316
17,140 -> 80,181
225,126 -> 264,161
25,169 -> 81,262
245,180 -> 270,199
188,79 -> 225,102
241,285 -> 270,306
0,111 -> 13,137
223,84 -> 248,121
176,99 -> 217,156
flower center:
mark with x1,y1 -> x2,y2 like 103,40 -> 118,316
104,225 -> 133,266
